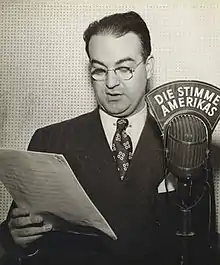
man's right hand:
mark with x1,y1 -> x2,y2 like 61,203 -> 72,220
8,208 -> 52,248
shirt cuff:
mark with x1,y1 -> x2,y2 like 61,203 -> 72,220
18,248 -> 40,264
27,248 -> 39,257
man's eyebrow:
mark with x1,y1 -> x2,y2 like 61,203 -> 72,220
90,59 -> 106,67
90,57 -> 135,67
115,57 -> 135,65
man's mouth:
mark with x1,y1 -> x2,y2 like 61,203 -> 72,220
107,93 -> 123,101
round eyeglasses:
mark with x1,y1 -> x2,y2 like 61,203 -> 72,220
90,60 -> 144,81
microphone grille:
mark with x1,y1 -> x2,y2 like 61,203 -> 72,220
167,114 -> 208,170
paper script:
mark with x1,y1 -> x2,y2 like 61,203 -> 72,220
0,149 -> 117,240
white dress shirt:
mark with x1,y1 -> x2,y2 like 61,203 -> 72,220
99,105 -> 147,153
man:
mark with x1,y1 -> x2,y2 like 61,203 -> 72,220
0,11 -> 215,265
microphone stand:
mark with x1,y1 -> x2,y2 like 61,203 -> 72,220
176,176 -> 195,265
175,166 -> 210,265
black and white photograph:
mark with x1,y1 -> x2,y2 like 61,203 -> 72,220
0,1 -> 220,264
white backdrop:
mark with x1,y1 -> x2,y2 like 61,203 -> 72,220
0,1 -> 220,234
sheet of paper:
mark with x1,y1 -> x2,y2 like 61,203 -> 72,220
0,149 -> 117,240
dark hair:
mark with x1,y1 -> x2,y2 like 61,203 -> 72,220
83,11 -> 151,61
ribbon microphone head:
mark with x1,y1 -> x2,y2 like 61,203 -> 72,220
165,114 -> 210,179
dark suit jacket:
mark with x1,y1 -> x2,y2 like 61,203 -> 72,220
0,108 -> 216,265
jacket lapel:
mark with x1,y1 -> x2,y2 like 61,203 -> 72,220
124,114 -> 165,189
69,109 -> 120,184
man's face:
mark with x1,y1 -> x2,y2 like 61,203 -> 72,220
88,32 -> 154,117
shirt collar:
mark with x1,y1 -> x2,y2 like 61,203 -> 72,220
99,104 -> 147,151
99,103 -> 147,128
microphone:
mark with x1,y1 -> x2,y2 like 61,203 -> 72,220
164,114 -> 212,239
165,114 -> 210,180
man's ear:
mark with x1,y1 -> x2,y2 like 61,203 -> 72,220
145,55 -> 154,79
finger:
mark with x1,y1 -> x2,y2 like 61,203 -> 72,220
9,215 -> 43,229
15,234 -> 43,247
11,208 -> 30,218
12,224 -> 52,238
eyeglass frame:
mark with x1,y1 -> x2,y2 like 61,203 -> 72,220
90,59 -> 145,81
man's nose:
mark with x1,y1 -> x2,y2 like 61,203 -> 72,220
105,70 -> 120,89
